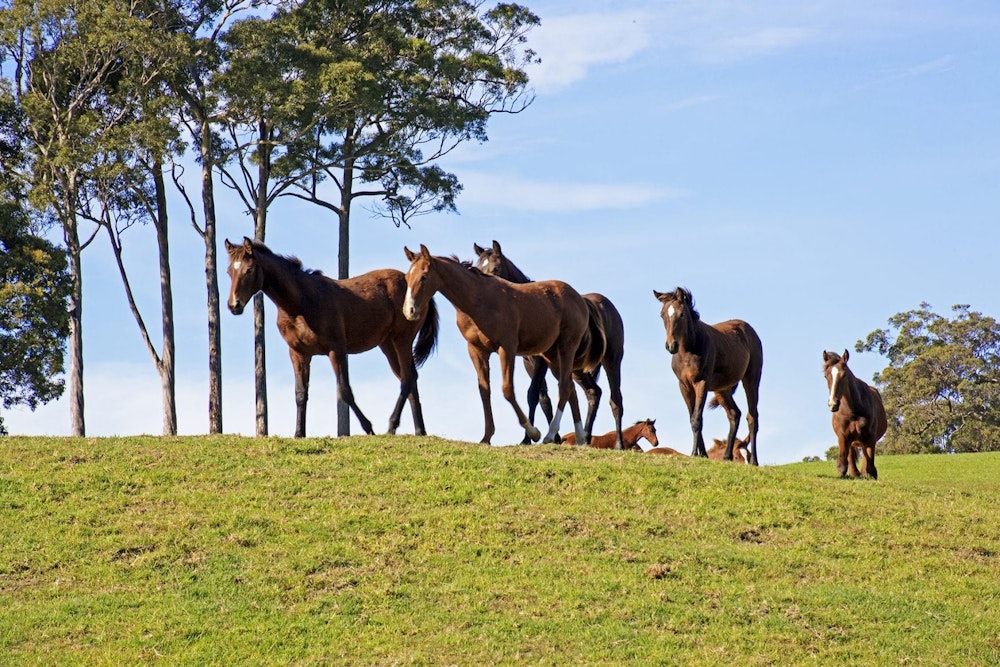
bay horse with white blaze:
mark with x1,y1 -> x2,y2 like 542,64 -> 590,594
653,287 -> 763,464
403,245 -> 605,445
473,240 -> 627,449
225,238 -> 439,437
823,349 -> 886,480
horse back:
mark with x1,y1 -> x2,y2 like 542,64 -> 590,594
703,319 -> 763,386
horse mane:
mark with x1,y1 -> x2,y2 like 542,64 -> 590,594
676,287 -> 700,321
248,239 -> 323,277
454,256 -> 490,278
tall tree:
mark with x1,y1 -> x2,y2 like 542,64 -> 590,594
283,0 -> 539,434
858,303 -> 1000,454
0,0 -> 156,435
0,92 -> 71,435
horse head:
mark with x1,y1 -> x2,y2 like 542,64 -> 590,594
403,244 -> 437,321
822,349 -> 851,412
653,287 -> 699,354
639,419 -> 659,447
224,237 -> 263,316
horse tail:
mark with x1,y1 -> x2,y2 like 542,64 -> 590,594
708,397 -> 720,410
576,298 -> 607,374
412,297 -> 439,369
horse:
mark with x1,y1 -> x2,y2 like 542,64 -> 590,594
562,419 -> 658,450
653,287 -> 763,464
473,240 -> 626,449
224,237 -> 439,437
402,244 -> 605,445
645,446 -> 685,456
822,350 -> 886,479
707,436 -> 750,463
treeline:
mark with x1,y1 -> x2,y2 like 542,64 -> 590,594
0,0 -> 539,436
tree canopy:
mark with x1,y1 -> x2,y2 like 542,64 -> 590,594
857,303 -> 1000,454
0,95 -> 71,434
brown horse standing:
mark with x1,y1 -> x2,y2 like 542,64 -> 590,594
402,244 -> 604,445
653,287 -> 763,464
823,350 -> 886,479
225,238 -> 439,437
562,419 -> 658,450
473,240 -> 627,449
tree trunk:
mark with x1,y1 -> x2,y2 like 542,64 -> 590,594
253,118 -> 271,437
200,125 -> 223,434
153,162 -> 177,435
336,148 -> 354,436
64,212 -> 85,437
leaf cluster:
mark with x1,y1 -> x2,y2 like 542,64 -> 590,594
857,303 -> 1000,453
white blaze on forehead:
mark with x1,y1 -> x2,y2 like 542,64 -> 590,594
233,260 -> 242,270
478,256 -> 489,269
667,304 -> 676,318
828,367 -> 841,402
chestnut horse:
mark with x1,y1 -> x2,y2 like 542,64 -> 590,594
473,240 -> 626,449
645,437 -> 748,461
562,419 -> 658,450
653,287 -> 763,464
225,238 -> 439,437
402,245 -> 604,445
823,350 -> 886,479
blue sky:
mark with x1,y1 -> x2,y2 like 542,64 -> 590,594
7,0 -> 1000,464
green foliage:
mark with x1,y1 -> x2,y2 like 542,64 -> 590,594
0,104 -> 71,432
2,435 -> 999,664
858,303 -> 1000,454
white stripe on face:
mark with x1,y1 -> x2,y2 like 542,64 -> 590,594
233,260 -> 242,270
828,367 -> 841,407
667,304 -> 676,319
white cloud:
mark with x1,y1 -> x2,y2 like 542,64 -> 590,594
526,12 -> 653,93
457,171 -> 684,212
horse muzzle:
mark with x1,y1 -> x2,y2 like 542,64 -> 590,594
666,341 -> 679,354
828,400 -> 840,412
229,300 -> 245,316
402,300 -> 420,322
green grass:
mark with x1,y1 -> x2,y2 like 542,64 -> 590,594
2,436 -> 999,665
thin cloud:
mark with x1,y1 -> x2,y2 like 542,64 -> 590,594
526,12 -> 653,93
458,172 -> 685,212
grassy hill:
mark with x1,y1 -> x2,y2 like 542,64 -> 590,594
1,435 -> 998,665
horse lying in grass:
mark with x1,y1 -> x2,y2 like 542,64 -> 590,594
561,419 -> 658,449
646,436 -> 750,461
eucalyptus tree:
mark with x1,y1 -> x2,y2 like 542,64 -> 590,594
0,0 -> 168,435
858,303 -> 1000,454
282,0 -> 539,434
0,93 -> 71,435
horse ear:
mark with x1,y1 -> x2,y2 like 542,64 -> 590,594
843,349 -> 850,362
675,287 -> 686,303
822,350 -> 830,362
653,290 -> 667,302
419,244 -> 430,258
224,239 -> 234,251
473,242 -> 485,255
404,246 -> 416,262
242,237 -> 253,254
492,240 -> 502,254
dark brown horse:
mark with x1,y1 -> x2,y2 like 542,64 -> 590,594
653,287 -> 763,464
473,240 -> 627,449
403,244 -> 604,445
823,350 -> 886,479
225,238 -> 439,437
562,419 -> 658,450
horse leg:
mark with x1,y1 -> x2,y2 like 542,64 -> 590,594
523,357 -> 550,444
328,350 -> 374,435
380,340 -> 422,435
742,364 -> 762,466
713,388 -> 742,461
469,345 -> 496,444
603,356 -> 625,451
862,442 -> 878,480
498,347 -> 541,443
836,436 -> 851,479
290,350 -> 311,438
847,441 -> 863,478
572,370 -> 601,446
680,381 -> 709,457
543,354 -> 585,444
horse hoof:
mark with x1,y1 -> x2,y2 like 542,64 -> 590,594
527,426 -> 541,442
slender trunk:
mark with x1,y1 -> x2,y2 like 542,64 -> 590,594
64,211 -> 85,437
336,140 -> 355,436
201,123 -> 223,434
153,162 -> 177,435
253,118 -> 271,437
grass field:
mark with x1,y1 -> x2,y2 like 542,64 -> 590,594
1,435 -> 998,665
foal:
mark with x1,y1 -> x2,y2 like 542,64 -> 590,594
823,350 -> 886,479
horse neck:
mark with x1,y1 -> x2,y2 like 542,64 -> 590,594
677,314 -> 705,353
838,368 -> 866,415
499,260 -> 531,284
432,257 -> 493,314
256,252 -> 315,315
621,423 -> 641,446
